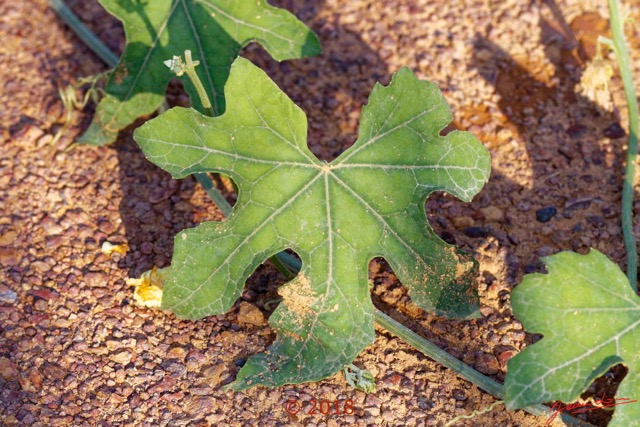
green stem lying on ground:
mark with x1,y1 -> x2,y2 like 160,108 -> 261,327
47,0 -> 170,121
52,1 -> 594,424
609,0 -> 639,291
47,0 -> 119,67
254,248 -> 594,425
374,310 -> 593,426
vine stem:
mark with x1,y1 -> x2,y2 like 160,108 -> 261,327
51,1 -> 593,425
47,0 -> 119,67
194,173 -> 232,216
373,310 -> 593,426
47,0 -> 171,119
609,0 -> 639,291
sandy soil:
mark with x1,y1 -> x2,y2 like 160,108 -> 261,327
2,0 -> 639,426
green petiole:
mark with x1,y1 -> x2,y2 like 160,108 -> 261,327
608,0 -> 639,292
164,50 -> 214,117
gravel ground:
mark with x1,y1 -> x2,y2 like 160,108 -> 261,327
2,0 -> 640,426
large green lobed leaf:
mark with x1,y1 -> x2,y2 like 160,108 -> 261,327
134,57 -> 491,389
505,250 -> 640,426
81,0 -> 321,145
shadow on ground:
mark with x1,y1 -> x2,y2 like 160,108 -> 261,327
466,0 -> 628,280
463,2 -> 630,424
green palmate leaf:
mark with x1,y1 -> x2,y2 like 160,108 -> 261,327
134,57 -> 490,389
80,0 -> 321,146
504,250 -> 640,426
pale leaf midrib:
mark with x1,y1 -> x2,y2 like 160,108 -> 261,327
570,267 -> 640,306
524,306 -> 640,313
243,81 -> 319,166
330,172 -> 437,269
335,106 -> 437,165
139,136 -> 314,169
268,171 -> 364,383
334,163 -> 479,171
167,170 -> 324,313
196,0 -> 304,47
287,172 -> 337,375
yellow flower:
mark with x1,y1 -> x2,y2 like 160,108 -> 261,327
101,241 -> 129,257
127,267 -> 169,308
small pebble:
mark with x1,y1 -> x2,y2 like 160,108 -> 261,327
463,226 -> 489,238
587,215 -> 605,227
185,397 -> 216,415
110,349 -> 133,365
535,207 -> 557,223
481,206 -> 504,222
165,362 -> 186,376
566,123 -> 587,138
497,350 -> 517,368
536,246 -> 554,257
167,346 -> 187,359
382,373 -> 405,388
365,394 -> 382,407
236,301 -> 266,326
0,357 -> 19,380
438,231 -> 456,245
603,122 -> 626,139
524,262 -> 544,274
84,271 -> 108,287
452,389 -> 468,401
140,242 -> 153,255
0,248 -> 21,266
474,351 -> 500,375
417,397 -> 434,410
0,286 -> 17,303
452,216 -> 474,229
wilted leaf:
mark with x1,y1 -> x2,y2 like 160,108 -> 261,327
579,56 -> 614,112
134,57 -> 490,389
344,364 -> 376,393
504,250 -> 640,427
81,0 -> 321,145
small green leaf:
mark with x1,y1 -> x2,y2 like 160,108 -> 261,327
504,250 -> 640,426
134,57 -> 490,389
344,364 -> 376,393
80,0 -> 321,146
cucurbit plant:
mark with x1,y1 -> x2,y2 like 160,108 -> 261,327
134,56 -> 491,389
